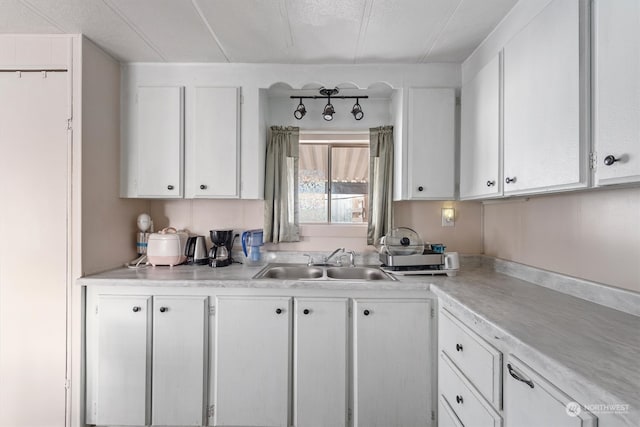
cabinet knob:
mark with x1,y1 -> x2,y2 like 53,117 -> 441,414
159,307 -> 168,313
132,306 -> 141,313
604,155 -> 620,166
505,177 -> 517,184
200,184 -> 207,190
167,185 -> 174,190
417,186 -> 424,192
303,309 -> 310,315
456,395 -> 463,404
276,308 -> 283,314
363,309 -> 370,316
486,180 -> 495,187
456,343 -> 463,352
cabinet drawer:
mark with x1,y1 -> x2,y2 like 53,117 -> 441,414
439,309 -> 502,406
439,353 -> 502,427
438,395 -> 463,427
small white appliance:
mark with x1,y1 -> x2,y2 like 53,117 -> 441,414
147,227 -> 189,266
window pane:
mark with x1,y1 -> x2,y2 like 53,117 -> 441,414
331,146 -> 369,223
299,144 -> 328,223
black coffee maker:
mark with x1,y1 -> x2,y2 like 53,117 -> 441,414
209,230 -> 236,267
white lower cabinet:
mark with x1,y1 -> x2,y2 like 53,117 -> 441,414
504,355 -> 597,427
213,296 -> 292,427
93,294 -> 208,426
353,298 -> 433,427
294,298 -> 349,427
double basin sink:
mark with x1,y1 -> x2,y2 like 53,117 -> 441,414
253,263 -> 396,281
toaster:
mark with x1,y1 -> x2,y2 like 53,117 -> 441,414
147,227 -> 189,266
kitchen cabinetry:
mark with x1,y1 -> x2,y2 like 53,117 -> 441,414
91,294 -> 208,426
505,355 -> 597,427
353,298 -> 433,427
460,54 -> 502,199
438,308 -> 502,426
502,0 -> 589,195
593,0 -> 640,186
213,296 -> 292,427
404,88 -> 455,200
294,298 -> 349,427
136,86 -> 184,198
186,87 -> 240,198
123,86 -> 240,199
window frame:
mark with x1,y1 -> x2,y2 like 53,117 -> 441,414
298,131 -> 370,225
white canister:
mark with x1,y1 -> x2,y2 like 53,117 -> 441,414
444,252 -> 460,275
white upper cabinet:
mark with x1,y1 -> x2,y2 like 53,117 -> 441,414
503,0 -> 589,195
593,0 -> 640,186
405,88 -> 456,200
460,54 -> 502,199
136,86 -> 184,198
185,87 -> 240,198
123,85 -> 241,199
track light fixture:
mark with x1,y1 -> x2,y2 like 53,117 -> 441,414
291,87 -> 368,121
351,98 -> 364,120
294,98 -> 306,119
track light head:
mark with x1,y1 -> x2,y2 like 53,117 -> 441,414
351,99 -> 364,120
322,100 -> 335,121
294,98 -> 306,120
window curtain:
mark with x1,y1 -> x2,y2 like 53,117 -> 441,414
264,126 -> 300,243
367,126 -> 394,245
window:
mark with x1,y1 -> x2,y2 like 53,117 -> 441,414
298,132 -> 369,224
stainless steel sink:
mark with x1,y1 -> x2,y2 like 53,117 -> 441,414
252,264 -> 396,281
254,265 -> 324,280
326,267 -> 393,281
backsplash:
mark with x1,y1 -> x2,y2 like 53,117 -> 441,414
148,199 -> 484,254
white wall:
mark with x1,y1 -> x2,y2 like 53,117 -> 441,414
484,187 -> 640,292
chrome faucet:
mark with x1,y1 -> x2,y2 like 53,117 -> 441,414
324,247 -> 345,265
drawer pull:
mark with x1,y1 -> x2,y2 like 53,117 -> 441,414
363,309 -> 371,316
132,306 -> 141,313
275,308 -> 283,314
456,395 -> 463,404
456,343 -> 463,352
508,363 -> 534,389
303,309 -> 310,315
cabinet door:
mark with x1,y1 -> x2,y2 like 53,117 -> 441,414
505,355 -> 596,427
353,298 -> 432,427
294,298 -> 349,427
503,0 -> 588,194
136,86 -> 183,197
152,296 -> 208,426
214,296 -> 291,427
593,0 -> 640,185
460,54 -> 502,199
407,88 -> 455,199
96,295 -> 151,426
186,87 -> 240,198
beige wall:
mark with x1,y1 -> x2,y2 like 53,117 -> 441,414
80,39 -> 148,275
483,187 -> 640,292
149,199 -> 484,254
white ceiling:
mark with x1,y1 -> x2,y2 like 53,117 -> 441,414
1,0 -> 518,64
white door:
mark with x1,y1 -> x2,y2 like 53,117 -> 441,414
96,295 -> 151,426
460,54 -> 502,199
152,296 -> 208,426
294,298 -> 349,427
503,0 -> 587,194
407,88 -> 456,199
186,87 -> 239,198
593,0 -> 640,185
505,355 -> 596,427
0,71 -> 68,427
136,86 -> 183,197
353,299 -> 432,427
214,296 -> 291,427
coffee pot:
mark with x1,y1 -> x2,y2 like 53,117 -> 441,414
209,229 -> 235,267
